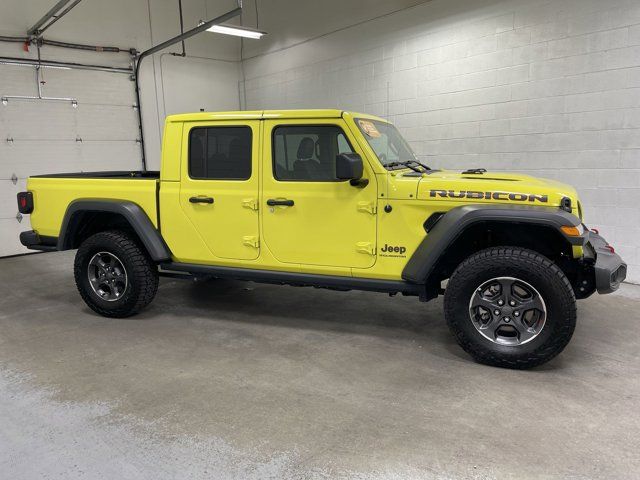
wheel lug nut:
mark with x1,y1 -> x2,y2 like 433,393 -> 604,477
509,300 -> 516,306
497,300 -> 504,306
503,317 -> 511,323
494,309 -> 500,315
514,311 -> 520,317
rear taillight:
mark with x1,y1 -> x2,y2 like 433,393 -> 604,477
17,191 -> 33,214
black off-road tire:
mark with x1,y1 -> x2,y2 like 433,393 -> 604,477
444,247 -> 576,369
74,230 -> 159,318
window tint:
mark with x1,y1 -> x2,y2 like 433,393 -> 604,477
189,126 -> 252,180
273,125 -> 354,181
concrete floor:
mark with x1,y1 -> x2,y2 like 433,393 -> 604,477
1,251 -> 639,479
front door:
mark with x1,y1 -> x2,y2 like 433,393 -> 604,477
261,119 -> 377,269
179,121 -> 260,261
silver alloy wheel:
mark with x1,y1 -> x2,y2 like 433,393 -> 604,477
468,276 -> 547,346
87,251 -> 128,302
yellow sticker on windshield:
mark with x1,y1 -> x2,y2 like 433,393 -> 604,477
359,120 -> 381,138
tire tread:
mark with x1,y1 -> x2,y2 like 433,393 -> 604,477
74,230 -> 158,318
444,247 -> 576,369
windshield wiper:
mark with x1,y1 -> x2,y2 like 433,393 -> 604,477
385,160 -> 431,172
410,159 -> 432,171
385,161 -> 421,173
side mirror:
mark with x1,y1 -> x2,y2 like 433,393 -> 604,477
336,153 -> 363,181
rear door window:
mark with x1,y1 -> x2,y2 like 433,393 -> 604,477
189,127 -> 252,180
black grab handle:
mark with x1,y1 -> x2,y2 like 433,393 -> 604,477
189,196 -> 214,204
266,199 -> 294,207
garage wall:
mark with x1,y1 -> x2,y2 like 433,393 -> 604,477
0,0 -> 242,256
242,0 -> 640,284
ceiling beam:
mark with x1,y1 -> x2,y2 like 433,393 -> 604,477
27,0 -> 82,36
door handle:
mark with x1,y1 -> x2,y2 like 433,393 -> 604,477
189,196 -> 214,204
266,199 -> 294,207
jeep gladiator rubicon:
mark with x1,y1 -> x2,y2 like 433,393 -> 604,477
17,110 -> 626,369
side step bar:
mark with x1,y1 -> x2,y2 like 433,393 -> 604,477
161,262 -> 424,296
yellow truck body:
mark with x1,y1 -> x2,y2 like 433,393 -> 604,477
17,109 -> 627,368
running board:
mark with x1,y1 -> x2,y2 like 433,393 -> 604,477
161,262 -> 424,296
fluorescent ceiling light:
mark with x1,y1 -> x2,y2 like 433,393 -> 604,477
207,24 -> 266,39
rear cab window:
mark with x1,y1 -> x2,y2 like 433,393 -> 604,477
189,126 -> 252,180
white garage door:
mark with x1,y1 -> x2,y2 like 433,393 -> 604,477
0,63 -> 141,257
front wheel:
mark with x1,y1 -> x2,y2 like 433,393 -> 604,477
74,230 -> 159,318
444,247 -> 576,369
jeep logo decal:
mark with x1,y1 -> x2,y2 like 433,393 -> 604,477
429,190 -> 548,203
380,244 -> 406,256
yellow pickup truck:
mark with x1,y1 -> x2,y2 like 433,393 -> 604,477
17,109 -> 626,369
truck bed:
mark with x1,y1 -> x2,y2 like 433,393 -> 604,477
27,171 -> 160,240
32,170 -> 160,179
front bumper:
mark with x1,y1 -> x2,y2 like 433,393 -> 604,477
584,230 -> 627,294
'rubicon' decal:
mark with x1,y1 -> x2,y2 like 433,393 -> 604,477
430,190 -> 548,203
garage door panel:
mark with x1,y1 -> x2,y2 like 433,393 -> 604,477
0,218 -> 30,257
0,65 -> 36,97
43,68 -> 135,105
0,101 -> 78,140
76,104 -> 138,140
0,142 -> 83,179
1,140 -> 141,180
0,65 -> 136,106
0,103 -> 138,142
0,178 -> 26,218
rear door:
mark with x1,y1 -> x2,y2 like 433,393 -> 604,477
179,121 -> 260,261
261,119 -> 377,269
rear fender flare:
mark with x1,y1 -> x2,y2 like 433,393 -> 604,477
58,199 -> 171,262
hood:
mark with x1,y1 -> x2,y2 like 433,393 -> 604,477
413,170 -> 581,215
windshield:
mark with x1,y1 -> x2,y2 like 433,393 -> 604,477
356,118 -> 418,168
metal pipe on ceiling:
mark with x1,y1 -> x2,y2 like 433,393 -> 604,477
0,56 -> 133,75
134,6 -> 242,171
40,39 -> 135,54
27,0 -> 77,36
0,35 -> 27,43
176,0 -> 186,57
0,35 -> 136,54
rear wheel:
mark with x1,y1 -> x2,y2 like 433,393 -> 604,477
444,247 -> 576,369
74,230 -> 159,318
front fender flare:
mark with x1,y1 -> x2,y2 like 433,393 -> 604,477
402,204 -> 582,284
